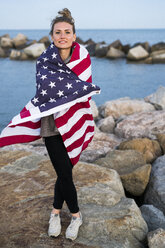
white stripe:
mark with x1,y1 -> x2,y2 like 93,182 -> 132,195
64,119 -> 94,147
0,126 -> 40,138
68,131 -> 94,158
78,65 -> 91,81
58,107 -> 92,134
8,90 -> 100,126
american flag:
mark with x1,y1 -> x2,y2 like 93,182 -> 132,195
0,42 -> 100,165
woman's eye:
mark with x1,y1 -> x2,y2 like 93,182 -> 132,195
55,31 -> 60,34
66,31 -> 70,34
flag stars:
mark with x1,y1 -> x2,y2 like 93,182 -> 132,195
40,89 -> 47,96
42,65 -> 48,69
57,90 -> 64,97
58,69 -> 65,73
58,62 -> 63,67
40,103 -> 46,107
49,81 -> 56,88
40,75 -> 47,80
37,60 -> 41,64
83,85 -> 88,91
73,91 -> 78,95
65,83 -> 73,89
32,97 -> 39,104
43,57 -> 48,62
58,77 -> 64,81
50,44 -> 54,49
49,98 -> 56,103
76,80 -> 81,83
92,84 -> 96,88
66,70 -> 71,74
49,71 -> 56,74
37,71 -> 41,76
52,52 -> 57,59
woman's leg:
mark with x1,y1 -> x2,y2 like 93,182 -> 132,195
45,135 -> 79,214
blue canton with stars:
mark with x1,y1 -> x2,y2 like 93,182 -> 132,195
31,43 -> 100,112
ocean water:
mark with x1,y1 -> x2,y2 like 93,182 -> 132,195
0,29 -> 165,132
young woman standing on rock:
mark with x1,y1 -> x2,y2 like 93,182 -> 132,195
0,7 -> 100,241
40,8 -> 99,240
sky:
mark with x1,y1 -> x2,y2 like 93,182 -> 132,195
0,0 -> 165,30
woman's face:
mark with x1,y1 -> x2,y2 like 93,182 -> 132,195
51,22 -> 76,50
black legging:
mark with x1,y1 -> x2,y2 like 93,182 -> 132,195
45,135 -> 79,214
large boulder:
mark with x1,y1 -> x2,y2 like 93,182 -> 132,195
24,43 -> 46,58
115,110 -> 165,139
90,99 -> 99,119
95,43 -> 108,57
156,133 -> 165,154
99,97 -> 155,118
118,138 -> 162,163
151,42 -> 165,52
144,155 -> 165,214
97,115 -> 115,133
9,49 -> 29,60
145,86 -> 165,109
0,47 -> 7,57
106,47 -> 125,59
80,127 -> 122,162
0,37 -> 13,48
0,149 -> 148,248
38,36 -> 51,48
140,205 -> 165,232
95,149 -> 151,196
147,228 -> 165,248
127,45 -> 149,61
12,33 -> 27,48
151,49 -> 165,63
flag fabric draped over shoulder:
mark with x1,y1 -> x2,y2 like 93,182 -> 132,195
0,42 -> 100,165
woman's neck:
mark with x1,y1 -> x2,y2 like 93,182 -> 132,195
59,48 -> 71,61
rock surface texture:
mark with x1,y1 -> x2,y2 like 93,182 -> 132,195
147,228 -> 165,248
0,149 -> 148,248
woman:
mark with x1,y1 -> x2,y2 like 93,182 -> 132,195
42,9 -> 82,240
0,8 -> 100,241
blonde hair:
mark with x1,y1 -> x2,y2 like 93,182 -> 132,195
50,8 -> 75,35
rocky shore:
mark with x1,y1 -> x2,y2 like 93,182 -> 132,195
0,33 -> 165,63
1,86 -> 165,248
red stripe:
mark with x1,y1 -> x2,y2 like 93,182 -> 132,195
71,54 -> 91,76
70,42 -> 80,62
66,125 -> 94,152
9,120 -> 41,129
0,135 -> 40,147
70,135 -> 94,165
20,107 -> 31,119
62,114 -> 93,142
87,75 -> 92,83
55,100 -> 90,128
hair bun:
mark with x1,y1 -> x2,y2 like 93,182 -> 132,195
58,8 -> 74,23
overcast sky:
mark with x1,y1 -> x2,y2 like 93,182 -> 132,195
1,0 -> 165,29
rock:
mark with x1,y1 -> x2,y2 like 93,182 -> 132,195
95,149 -> 151,196
156,133 -> 165,154
97,116 -> 115,133
119,138 -> 162,163
0,47 -> 7,57
151,49 -> 165,63
38,36 -> 51,48
85,39 -> 95,45
115,110 -> 165,139
140,205 -> 165,231
99,97 -> 154,118
132,42 -> 150,52
120,164 -> 151,196
76,37 -> 85,44
147,228 -> 165,248
127,45 -> 149,61
95,43 -> 108,57
144,155 -> 165,214
122,44 -> 131,54
10,49 -> 21,60
0,37 -> 13,48
90,100 -> 99,119
145,86 -> 165,109
108,39 -> 123,50
86,43 -> 96,56
106,47 -> 125,59
151,42 -> 165,52
0,150 -> 148,248
80,128 -> 122,162
12,33 -> 27,48
24,43 -> 46,58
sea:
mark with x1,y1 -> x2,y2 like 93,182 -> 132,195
0,29 -> 165,132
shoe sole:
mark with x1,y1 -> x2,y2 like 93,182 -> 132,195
48,229 -> 61,238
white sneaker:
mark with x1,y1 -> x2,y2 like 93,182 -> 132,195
48,213 -> 61,237
65,212 -> 83,240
